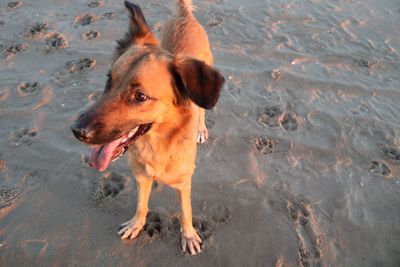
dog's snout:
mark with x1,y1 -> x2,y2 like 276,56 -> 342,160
71,123 -> 95,142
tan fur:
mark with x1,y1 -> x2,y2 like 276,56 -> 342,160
121,2 -> 213,254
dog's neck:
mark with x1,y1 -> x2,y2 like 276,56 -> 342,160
142,103 -> 198,149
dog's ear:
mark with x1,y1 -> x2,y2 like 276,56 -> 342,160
116,1 -> 158,56
169,57 -> 225,110
124,1 -> 158,45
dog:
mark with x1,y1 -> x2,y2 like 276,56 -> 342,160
71,0 -> 224,255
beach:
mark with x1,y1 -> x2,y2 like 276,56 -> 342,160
0,0 -> 400,266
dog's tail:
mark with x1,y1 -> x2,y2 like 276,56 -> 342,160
176,0 -> 194,17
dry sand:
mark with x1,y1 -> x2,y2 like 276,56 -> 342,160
1,0 -> 400,266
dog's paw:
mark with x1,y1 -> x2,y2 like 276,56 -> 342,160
118,216 -> 146,240
197,127 -> 209,144
181,228 -> 202,255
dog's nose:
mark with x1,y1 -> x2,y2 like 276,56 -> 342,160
71,123 -> 94,142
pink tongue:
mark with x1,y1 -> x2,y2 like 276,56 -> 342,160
89,137 -> 124,171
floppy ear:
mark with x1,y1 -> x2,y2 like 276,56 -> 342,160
169,57 -> 225,109
115,2 -> 159,56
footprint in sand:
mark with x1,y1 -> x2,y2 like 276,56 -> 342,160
0,185 -> 24,209
75,14 -> 99,27
103,12 -> 115,19
17,82 -> 41,96
194,204 -> 232,241
381,146 -> 400,162
11,128 -> 37,145
193,218 -> 213,241
144,211 -> 162,238
287,198 -> 322,267
89,173 -> 129,212
88,0 -> 104,8
252,136 -> 278,155
369,161 -> 391,177
0,172 -> 45,210
101,172 -> 126,197
22,171 -> 46,190
208,203 -> 232,224
65,58 -> 96,73
25,22 -> 49,39
45,33 -> 68,52
5,44 -> 28,56
354,58 -> 377,69
258,106 -> 283,127
207,13 -> 224,28
7,1 -> 21,8
116,204 -> 231,250
83,30 -> 100,40
0,21 -> 4,27
280,112 -> 299,131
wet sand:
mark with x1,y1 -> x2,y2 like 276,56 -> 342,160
0,0 -> 400,266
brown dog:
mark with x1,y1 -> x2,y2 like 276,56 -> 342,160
71,0 -> 224,255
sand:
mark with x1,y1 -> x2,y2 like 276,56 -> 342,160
0,0 -> 400,266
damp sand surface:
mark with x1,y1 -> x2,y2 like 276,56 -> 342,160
0,0 -> 400,266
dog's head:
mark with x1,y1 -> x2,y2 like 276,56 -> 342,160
71,1 -> 225,171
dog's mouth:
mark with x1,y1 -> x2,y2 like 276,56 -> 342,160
89,123 -> 152,171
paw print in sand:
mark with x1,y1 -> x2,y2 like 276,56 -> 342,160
369,161 -> 391,177
144,211 -> 162,238
258,106 -> 283,127
25,22 -> 49,38
45,33 -> 68,51
5,44 -> 28,56
252,136 -> 278,155
17,82 -> 41,96
11,128 -> 37,145
101,172 -> 126,197
381,146 -> 400,162
75,14 -> 99,27
83,30 -> 100,40
65,58 -> 96,73
280,112 -> 298,131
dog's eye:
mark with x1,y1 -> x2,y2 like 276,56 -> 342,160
134,91 -> 147,102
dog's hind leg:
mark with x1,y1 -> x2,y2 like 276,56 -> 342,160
197,107 -> 208,144
118,175 -> 153,239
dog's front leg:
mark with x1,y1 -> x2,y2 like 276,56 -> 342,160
118,175 -> 153,240
175,183 -> 202,255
